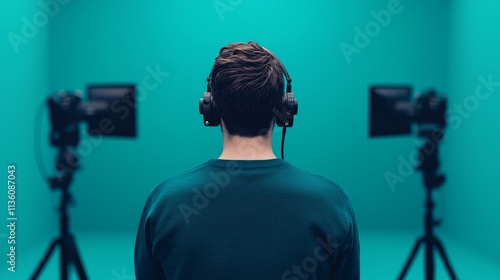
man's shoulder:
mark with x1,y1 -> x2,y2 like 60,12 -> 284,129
281,162 -> 350,198
146,162 -> 211,201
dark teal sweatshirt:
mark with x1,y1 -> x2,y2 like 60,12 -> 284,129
135,159 -> 359,279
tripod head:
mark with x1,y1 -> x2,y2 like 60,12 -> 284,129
415,135 -> 446,189
50,147 -> 80,191
414,90 -> 447,189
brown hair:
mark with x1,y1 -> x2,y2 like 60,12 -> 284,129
210,41 -> 284,137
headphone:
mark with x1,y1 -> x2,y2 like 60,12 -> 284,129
199,46 -> 298,159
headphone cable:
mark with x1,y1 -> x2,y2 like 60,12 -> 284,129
281,126 -> 287,159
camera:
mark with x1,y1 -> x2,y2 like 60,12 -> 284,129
369,86 -> 447,138
48,84 -> 137,148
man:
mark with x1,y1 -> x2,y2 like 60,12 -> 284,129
134,41 -> 360,279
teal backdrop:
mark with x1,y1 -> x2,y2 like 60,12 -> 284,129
1,0 -> 499,271
47,0 -> 450,234
443,0 -> 500,263
1,0 -> 56,259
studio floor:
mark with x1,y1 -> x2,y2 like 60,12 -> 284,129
2,230 -> 499,280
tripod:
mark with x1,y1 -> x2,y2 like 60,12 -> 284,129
31,147 -> 88,280
397,131 -> 457,280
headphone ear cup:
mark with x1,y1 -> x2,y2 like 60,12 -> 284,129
275,93 -> 298,127
200,92 -> 221,126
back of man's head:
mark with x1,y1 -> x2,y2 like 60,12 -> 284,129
211,41 -> 284,137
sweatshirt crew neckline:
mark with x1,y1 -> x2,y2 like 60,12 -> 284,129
207,158 -> 285,168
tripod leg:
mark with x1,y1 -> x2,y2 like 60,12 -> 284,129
31,239 -> 60,280
398,237 -> 425,280
426,236 -> 435,280
68,235 -> 88,280
434,237 -> 458,280
62,236 -> 70,280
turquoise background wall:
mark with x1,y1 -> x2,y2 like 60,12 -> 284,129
1,0 -> 56,261
2,0 -> 500,275
443,0 -> 500,263
47,0 -> 450,234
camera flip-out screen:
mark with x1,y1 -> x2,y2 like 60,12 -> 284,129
87,84 -> 137,137
369,86 -> 412,137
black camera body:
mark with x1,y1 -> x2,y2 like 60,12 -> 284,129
414,89 -> 447,138
48,91 -> 83,147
